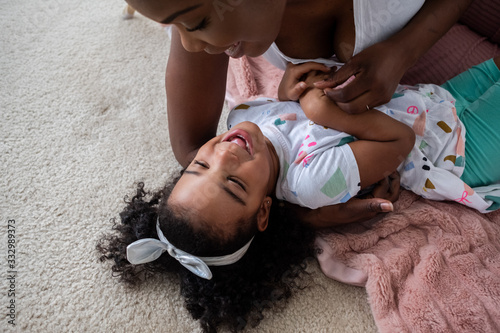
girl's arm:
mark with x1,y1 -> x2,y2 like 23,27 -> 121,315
317,0 -> 473,114
299,87 -> 415,189
166,28 -> 229,167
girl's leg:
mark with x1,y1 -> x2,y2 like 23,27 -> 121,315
442,58 -> 500,187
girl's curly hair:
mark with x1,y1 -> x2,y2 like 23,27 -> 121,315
97,171 -> 317,333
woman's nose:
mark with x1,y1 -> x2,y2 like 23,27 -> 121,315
178,32 -> 207,53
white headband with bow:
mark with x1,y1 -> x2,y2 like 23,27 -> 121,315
126,218 -> 254,280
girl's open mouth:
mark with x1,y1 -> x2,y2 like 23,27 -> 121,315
222,128 -> 253,156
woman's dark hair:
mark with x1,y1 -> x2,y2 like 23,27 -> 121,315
97,171 -> 317,333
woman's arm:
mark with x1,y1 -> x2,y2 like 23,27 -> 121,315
299,88 -> 415,188
317,0 -> 473,114
292,171 -> 401,228
166,28 -> 229,167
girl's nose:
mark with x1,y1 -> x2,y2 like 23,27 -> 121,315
215,147 -> 238,168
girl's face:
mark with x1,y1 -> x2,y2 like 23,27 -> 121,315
168,121 -> 278,237
125,0 -> 287,57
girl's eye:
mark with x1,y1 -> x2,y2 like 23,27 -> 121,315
228,177 -> 246,191
194,160 -> 208,168
185,17 -> 210,32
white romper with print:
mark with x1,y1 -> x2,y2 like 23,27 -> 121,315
228,85 -> 500,213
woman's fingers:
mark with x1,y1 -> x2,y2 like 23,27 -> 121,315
371,171 -> 401,201
335,197 -> 394,223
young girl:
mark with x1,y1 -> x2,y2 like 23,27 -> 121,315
99,57 -> 500,332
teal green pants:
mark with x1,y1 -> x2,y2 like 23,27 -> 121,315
441,58 -> 500,187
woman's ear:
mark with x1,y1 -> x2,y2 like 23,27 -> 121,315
256,196 -> 272,231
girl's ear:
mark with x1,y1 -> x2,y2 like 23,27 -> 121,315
256,196 -> 272,232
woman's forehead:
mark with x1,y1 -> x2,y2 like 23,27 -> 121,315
126,0 -> 208,23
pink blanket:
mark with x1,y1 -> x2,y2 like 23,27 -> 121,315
316,190 -> 500,333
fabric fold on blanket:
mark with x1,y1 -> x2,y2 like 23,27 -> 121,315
316,190 -> 500,333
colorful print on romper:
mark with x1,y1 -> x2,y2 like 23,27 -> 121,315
404,161 -> 415,171
295,135 -> 317,167
320,167 -> 349,199
281,161 -> 290,186
407,105 -> 419,115
336,136 -> 355,147
443,155 -> 457,164
421,157 -> 434,192
455,182 -> 475,205
455,127 -> 465,156
453,127 -> 466,167
274,113 -> 297,126
234,104 -> 250,110
451,107 -> 458,121
423,178 -> 435,191
419,140 -> 429,150
437,121 -> 452,133
412,110 -> 426,136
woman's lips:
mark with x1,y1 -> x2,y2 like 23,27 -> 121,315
224,42 -> 243,58
204,42 -> 243,58
222,128 -> 253,156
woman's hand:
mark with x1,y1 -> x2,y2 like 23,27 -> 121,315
314,40 -> 409,114
360,171 -> 401,202
278,62 -> 331,101
315,0 -> 473,114
292,171 -> 401,227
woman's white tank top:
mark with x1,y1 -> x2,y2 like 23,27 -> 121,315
263,0 -> 425,70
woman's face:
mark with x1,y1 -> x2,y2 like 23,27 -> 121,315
125,0 -> 287,57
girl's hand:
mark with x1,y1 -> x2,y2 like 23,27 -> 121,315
278,62 -> 331,101
314,40 -> 410,114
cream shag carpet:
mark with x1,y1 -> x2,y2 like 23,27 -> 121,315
0,0 -> 377,332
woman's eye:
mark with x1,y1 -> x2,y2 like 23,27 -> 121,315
194,160 -> 208,168
228,177 -> 246,191
185,17 -> 210,32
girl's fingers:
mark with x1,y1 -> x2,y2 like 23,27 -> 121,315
287,82 -> 308,101
289,62 -> 331,79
